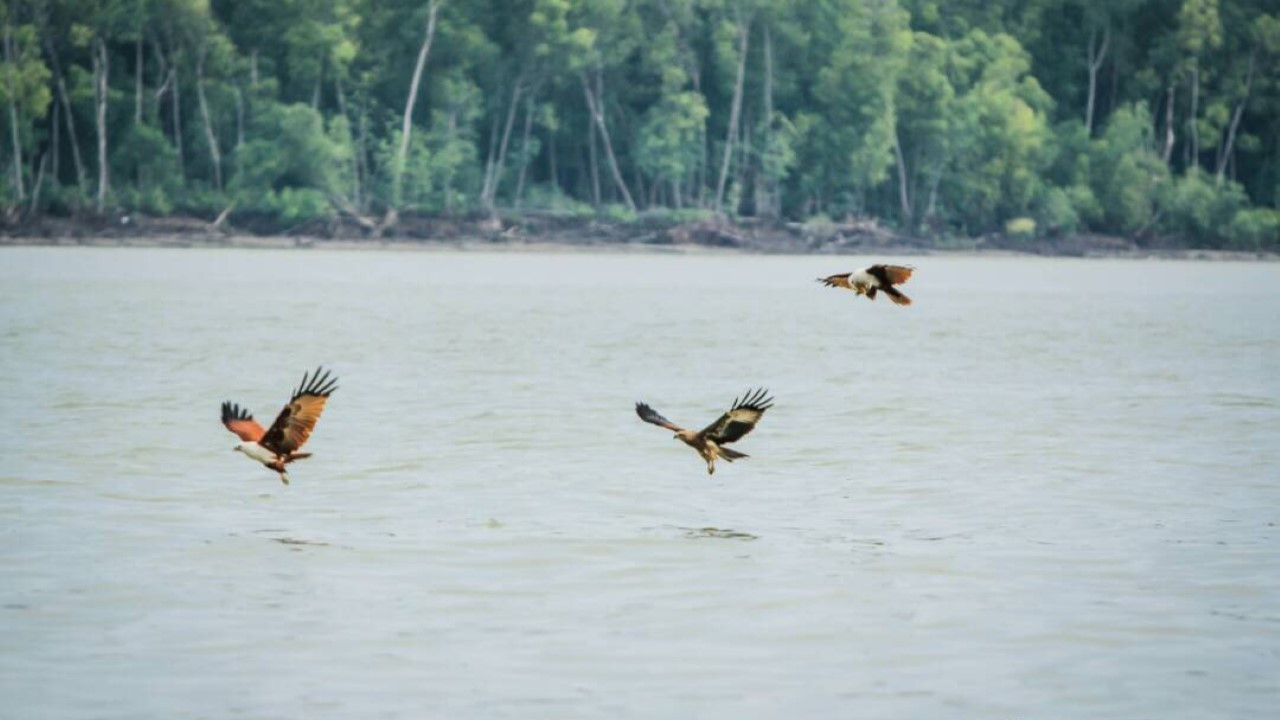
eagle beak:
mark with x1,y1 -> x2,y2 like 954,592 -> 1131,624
232,446 -> 240,452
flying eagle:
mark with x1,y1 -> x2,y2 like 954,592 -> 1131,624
818,264 -> 915,305
220,367 -> 338,485
635,388 -> 774,475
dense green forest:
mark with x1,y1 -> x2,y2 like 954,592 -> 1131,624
2,0 -> 1278,247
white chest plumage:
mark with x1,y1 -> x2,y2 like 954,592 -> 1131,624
850,268 -> 879,288
237,441 -> 278,465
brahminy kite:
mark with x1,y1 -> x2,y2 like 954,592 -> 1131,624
220,367 -> 337,485
635,388 -> 774,475
818,264 -> 915,305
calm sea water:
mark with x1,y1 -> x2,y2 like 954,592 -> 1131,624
1,246 -> 1277,719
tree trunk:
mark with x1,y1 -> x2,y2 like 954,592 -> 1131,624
1215,49 -> 1255,185
924,165 -> 943,223
233,85 -> 244,180
149,33 -> 169,125
1084,23 -> 1109,134
195,48 -> 223,191
357,99 -> 370,212
1187,68 -> 1200,166
581,69 -> 635,212
29,152 -> 47,214
334,74 -> 359,207
482,111 -> 499,205
390,0 -> 440,213
514,95 -> 535,206
172,63 -> 185,179
714,10 -> 750,216
135,35 -> 144,125
696,122 -> 706,207
758,22 -> 776,219
311,64 -> 322,109
93,36 -> 110,214
44,36 -> 88,193
586,107 -> 601,207
892,126 -> 912,228
4,25 -> 25,202
51,97 -> 60,183
443,109 -> 456,213
547,123 -> 558,192
1161,83 -> 1175,165
482,76 -> 524,212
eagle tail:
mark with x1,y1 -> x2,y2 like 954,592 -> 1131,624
717,447 -> 748,462
284,452 -> 313,464
883,285 -> 912,305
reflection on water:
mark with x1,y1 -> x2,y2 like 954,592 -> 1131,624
1,247 -> 1278,719
678,527 -> 759,541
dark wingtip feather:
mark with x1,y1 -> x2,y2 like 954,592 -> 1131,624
733,387 -> 774,411
221,401 -> 253,423
292,366 -> 339,399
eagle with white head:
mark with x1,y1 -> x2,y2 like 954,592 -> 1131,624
220,367 -> 337,485
818,264 -> 915,305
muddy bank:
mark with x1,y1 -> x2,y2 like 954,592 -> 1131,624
2,212 -> 1275,261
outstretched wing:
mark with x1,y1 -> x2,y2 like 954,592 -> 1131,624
870,264 -> 914,286
221,401 -> 266,442
817,273 -> 853,289
636,402 -> 684,432
701,388 -> 774,445
259,367 -> 338,455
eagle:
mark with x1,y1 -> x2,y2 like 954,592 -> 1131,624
635,388 -> 774,475
818,264 -> 915,305
220,367 -> 337,485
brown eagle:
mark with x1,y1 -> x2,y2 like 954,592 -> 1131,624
818,264 -> 915,305
220,367 -> 338,485
635,388 -> 774,474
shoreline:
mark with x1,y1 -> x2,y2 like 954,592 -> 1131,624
4,233 -> 1275,262
2,213 -> 1276,261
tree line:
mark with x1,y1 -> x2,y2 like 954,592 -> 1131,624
2,0 -> 1278,248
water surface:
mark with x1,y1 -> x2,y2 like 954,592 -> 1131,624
1,247 -> 1277,718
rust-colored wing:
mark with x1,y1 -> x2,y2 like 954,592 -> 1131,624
701,388 -> 774,445
817,273 -> 853,290
221,401 -> 266,442
636,402 -> 684,432
872,264 -> 914,285
259,367 -> 338,455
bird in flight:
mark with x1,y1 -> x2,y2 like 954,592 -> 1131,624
818,264 -> 915,305
220,367 -> 338,485
635,388 -> 774,475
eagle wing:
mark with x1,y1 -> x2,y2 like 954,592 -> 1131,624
259,367 -> 338,455
817,273 -> 853,289
872,264 -> 914,285
221,401 -> 266,442
700,388 -> 773,445
636,402 -> 684,432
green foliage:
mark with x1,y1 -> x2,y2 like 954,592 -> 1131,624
1227,208 -> 1280,249
111,124 -> 181,212
636,91 -> 707,187
1156,168 -> 1247,245
814,0 -> 911,205
1035,187 -> 1079,235
8,0 -> 1279,246
231,102 -> 340,220
1089,103 -> 1168,233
